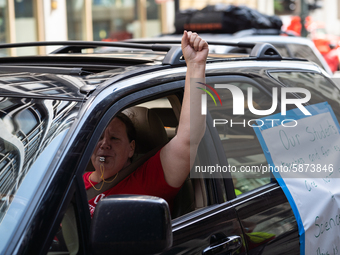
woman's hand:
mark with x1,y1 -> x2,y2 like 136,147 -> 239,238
181,31 -> 209,66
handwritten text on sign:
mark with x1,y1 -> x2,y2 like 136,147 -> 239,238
261,111 -> 340,255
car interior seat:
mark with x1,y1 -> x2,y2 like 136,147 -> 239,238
123,106 -> 169,158
149,107 -> 178,140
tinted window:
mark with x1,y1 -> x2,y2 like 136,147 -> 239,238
209,73 -> 340,195
288,44 -> 324,68
269,71 -> 340,119
207,77 -> 277,195
270,44 -> 289,57
0,97 -> 81,223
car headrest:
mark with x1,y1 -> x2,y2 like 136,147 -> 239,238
123,106 -> 168,155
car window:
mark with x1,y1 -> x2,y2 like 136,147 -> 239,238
0,97 -> 81,251
83,92 -> 209,219
288,43 -> 324,68
0,98 -> 79,218
207,77 -> 277,195
48,202 -> 79,255
268,44 -> 289,57
138,96 -> 224,215
269,71 -> 340,118
138,96 -> 223,215
225,44 -> 290,58
208,73 -> 340,196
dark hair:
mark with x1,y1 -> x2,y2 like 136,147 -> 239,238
115,112 -> 136,143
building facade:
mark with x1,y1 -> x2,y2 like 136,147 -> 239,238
0,0 -> 272,56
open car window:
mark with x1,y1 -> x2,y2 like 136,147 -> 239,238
83,92 -> 213,220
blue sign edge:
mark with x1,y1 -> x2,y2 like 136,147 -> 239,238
252,102 -> 340,255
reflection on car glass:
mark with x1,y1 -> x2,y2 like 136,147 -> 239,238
270,71 -> 340,125
271,44 -> 289,57
15,109 -> 38,134
0,97 -> 80,223
205,80 -> 275,193
0,73 -> 86,99
21,83 -> 48,90
0,76 -> 37,83
289,44 -> 323,67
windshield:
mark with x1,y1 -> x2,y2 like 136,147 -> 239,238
0,97 -> 81,223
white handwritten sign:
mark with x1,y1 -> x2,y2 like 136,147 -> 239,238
254,102 -> 340,255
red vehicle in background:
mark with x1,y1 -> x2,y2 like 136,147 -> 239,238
287,16 -> 340,73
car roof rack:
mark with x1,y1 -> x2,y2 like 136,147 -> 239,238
161,28 -> 296,37
0,40 -> 173,52
124,40 -> 282,62
0,40 -> 282,66
227,28 -> 297,37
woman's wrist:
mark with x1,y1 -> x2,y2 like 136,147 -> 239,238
186,62 -> 206,69
186,62 -> 206,75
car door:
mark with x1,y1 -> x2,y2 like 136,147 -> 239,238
45,72 -> 299,255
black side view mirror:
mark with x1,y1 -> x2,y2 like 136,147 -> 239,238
90,195 -> 172,255
329,43 -> 337,50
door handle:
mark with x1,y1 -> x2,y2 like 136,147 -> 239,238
202,235 -> 242,255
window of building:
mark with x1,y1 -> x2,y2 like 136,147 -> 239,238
14,0 -> 37,55
67,0 -> 84,40
92,0 -> 136,41
0,2 -> 7,56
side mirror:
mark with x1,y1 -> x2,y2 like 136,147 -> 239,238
329,43 -> 337,50
90,195 -> 173,255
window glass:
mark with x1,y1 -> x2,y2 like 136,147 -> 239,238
207,78 -> 277,195
146,0 -> 159,19
210,73 -> 340,196
14,0 -> 38,55
0,2 -> 8,56
145,0 -> 161,37
270,44 -> 289,57
288,44 -> 324,68
66,0 -> 84,40
15,108 -> 39,134
0,73 -> 85,99
83,94 -> 203,219
0,97 -> 80,224
92,0 -> 136,41
269,71 -> 340,118
48,202 -> 79,255
91,0 -> 161,41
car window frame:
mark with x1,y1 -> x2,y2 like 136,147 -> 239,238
73,75 -> 240,234
74,80 -> 197,224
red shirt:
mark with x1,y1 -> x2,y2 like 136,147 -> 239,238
83,150 -> 181,217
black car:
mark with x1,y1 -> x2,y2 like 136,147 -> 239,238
0,40 -> 339,255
